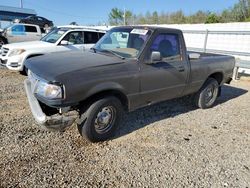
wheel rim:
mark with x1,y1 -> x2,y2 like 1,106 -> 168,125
94,106 -> 116,134
204,84 -> 217,105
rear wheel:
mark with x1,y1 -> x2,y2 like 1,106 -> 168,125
194,78 -> 219,109
77,96 -> 123,142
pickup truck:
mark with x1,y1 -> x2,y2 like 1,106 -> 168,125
0,23 -> 45,46
24,26 -> 235,142
0,26 -> 105,73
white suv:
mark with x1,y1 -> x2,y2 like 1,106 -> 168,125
0,26 -> 106,73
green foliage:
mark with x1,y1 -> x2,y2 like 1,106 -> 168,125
108,8 -> 123,25
108,8 -> 134,25
108,0 -> 250,25
205,13 -> 220,24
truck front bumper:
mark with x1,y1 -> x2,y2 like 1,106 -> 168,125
24,79 -> 78,131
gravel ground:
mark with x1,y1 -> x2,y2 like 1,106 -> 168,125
0,68 -> 249,187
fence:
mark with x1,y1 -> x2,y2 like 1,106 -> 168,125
179,29 -> 250,78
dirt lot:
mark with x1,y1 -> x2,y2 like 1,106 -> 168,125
0,68 -> 249,187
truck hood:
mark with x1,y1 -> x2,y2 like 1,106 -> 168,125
3,41 -> 54,50
25,51 -> 126,82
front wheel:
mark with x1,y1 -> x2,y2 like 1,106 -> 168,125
0,37 -> 7,47
77,96 -> 123,142
194,78 -> 219,109
20,66 -> 28,76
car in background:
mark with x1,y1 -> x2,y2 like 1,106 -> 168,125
0,26 -> 106,73
0,23 -> 46,46
19,16 -> 53,28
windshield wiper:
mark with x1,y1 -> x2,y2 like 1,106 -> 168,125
101,49 -> 125,60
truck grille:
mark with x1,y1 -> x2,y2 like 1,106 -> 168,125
1,47 -> 9,57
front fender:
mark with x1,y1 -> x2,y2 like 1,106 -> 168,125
84,82 -> 127,100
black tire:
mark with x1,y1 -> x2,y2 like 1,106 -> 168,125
77,96 -> 123,142
194,78 -> 219,109
20,66 -> 28,76
0,37 -> 7,47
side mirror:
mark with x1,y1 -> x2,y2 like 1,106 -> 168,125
150,51 -> 162,63
60,40 -> 69,45
189,53 -> 200,60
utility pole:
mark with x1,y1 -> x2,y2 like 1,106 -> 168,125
123,7 -> 126,26
20,0 -> 23,8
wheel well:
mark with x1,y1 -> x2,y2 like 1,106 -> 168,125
209,72 -> 223,84
78,90 -> 129,112
24,54 -> 43,70
26,54 -> 43,59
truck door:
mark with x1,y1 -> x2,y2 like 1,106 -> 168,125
140,32 -> 188,103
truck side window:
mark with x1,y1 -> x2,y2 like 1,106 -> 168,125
150,33 -> 181,62
25,26 -> 37,33
84,32 -> 99,44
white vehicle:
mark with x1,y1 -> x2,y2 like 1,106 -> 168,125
0,23 -> 46,45
0,26 -> 106,73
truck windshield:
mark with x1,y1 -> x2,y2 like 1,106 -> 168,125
41,28 -> 67,43
94,28 -> 152,58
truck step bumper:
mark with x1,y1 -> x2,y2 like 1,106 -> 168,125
24,79 -> 78,131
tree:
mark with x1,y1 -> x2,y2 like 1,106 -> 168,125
109,8 -> 123,25
170,10 -> 186,24
108,0 -> 250,26
145,11 -> 152,24
187,10 -> 208,23
108,8 -> 134,25
205,13 -> 220,24
125,10 -> 133,25
152,11 -> 159,24
220,9 -> 235,22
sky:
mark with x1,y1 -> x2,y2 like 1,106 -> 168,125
0,0 -> 239,26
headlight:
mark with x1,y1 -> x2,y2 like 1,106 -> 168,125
8,49 -> 25,57
35,80 -> 63,99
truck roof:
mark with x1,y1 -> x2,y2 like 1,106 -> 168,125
112,25 -> 182,33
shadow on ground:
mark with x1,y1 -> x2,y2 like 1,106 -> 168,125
114,84 -> 248,139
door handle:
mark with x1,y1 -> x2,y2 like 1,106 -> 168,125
177,66 -> 185,72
